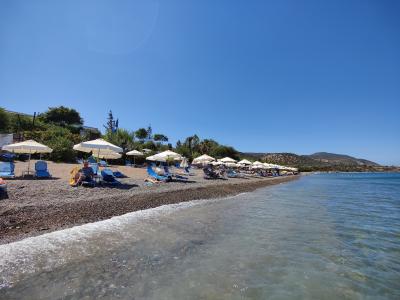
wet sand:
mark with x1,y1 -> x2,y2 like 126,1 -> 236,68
0,161 -> 299,244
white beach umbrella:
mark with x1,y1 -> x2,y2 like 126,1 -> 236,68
252,161 -> 264,166
192,154 -> 215,164
142,148 -> 152,153
211,161 -> 223,166
153,150 -> 182,161
73,138 -> 122,155
126,150 -> 144,156
263,163 -> 275,169
146,154 -> 166,162
220,157 -> 236,163
224,162 -> 237,168
93,151 -> 122,160
126,149 -> 144,165
238,159 -> 252,165
2,140 -> 53,175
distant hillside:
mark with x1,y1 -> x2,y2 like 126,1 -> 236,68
242,151 -> 383,172
308,152 -> 379,166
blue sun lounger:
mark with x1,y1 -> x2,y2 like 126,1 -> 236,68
147,165 -> 169,181
163,166 -> 188,180
101,168 -> 120,185
0,162 -> 15,178
34,160 -> 51,178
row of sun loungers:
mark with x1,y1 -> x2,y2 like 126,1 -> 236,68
0,161 -> 52,178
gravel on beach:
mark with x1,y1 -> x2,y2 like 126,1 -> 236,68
0,161 -> 299,244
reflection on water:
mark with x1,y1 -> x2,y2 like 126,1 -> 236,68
1,173 -> 400,299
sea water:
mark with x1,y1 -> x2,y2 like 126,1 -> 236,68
0,173 -> 399,299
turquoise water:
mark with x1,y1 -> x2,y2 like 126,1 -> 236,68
0,173 -> 399,299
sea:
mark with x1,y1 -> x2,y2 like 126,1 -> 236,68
0,173 -> 399,299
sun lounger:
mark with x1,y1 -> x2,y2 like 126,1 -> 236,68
34,160 -> 51,178
147,165 -> 169,182
99,160 -> 108,167
101,169 -> 120,185
89,163 -> 99,175
203,167 -> 220,179
227,169 -> 238,178
0,162 -> 15,178
88,156 -> 97,164
163,166 -> 188,180
112,170 -> 126,178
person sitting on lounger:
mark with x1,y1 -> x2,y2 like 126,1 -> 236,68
74,161 -> 95,185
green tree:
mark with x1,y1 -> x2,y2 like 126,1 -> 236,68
103,128 -> 135,151
39,106 -> 83,126
104,110 -> 118,133
135,128 -> 148,142
153,134 -> 168,143
9,113 -> 34,133
0,108 -> 10,133
25,126 -> 80,162
146,125 -> 153,141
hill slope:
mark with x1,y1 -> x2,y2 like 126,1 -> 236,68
308,152 -> 379,166
242,151 -> 382,171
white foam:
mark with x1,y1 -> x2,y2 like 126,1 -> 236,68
0,198 -> 209,289
0,192 -> 247,289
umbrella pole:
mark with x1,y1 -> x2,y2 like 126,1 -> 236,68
28,153 -> 31,175
133,156 -> 135,166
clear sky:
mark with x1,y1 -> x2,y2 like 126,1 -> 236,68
0,0 -> 399,165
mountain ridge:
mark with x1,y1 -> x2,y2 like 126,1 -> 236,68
240,151 -> 390,172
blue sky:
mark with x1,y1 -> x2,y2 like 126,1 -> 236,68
0,0 -> 399,165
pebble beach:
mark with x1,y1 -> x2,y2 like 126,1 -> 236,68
0,160 -> 299,244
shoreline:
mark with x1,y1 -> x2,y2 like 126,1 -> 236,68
0,174 -> 299,245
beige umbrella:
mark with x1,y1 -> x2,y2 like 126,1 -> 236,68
126,150 -> 143,156
146,154 -> 166,162
126,149 -> 144,165
73,139 -> 122,162
224,162 -> 237,168
2,140 -> 53,175
220,157 -> 237,163
238,159 -> 252,165
152,150 -> 182,162
192,154 -> 215,164
93,151 -> 122,160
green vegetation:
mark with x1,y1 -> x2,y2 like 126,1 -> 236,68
0,108 -> 10,133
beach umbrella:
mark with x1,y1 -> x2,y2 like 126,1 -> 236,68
220,157 -> 236,163
263,163 -> 275,169
192,154 -> 215,164
2,140 -> 53,175
211,161 -> 223,166
73,139 -> 122,162
126,149 -> 144,165
238,159 -> 252,165
142,148 -> 152,153
146,154 -> 166,162
153,150 -> 182,162
92,151 -> 122,160
224,162 -> 237,168
252,161 -> 263,166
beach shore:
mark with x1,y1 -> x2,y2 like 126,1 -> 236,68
0,161 -> 299,244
